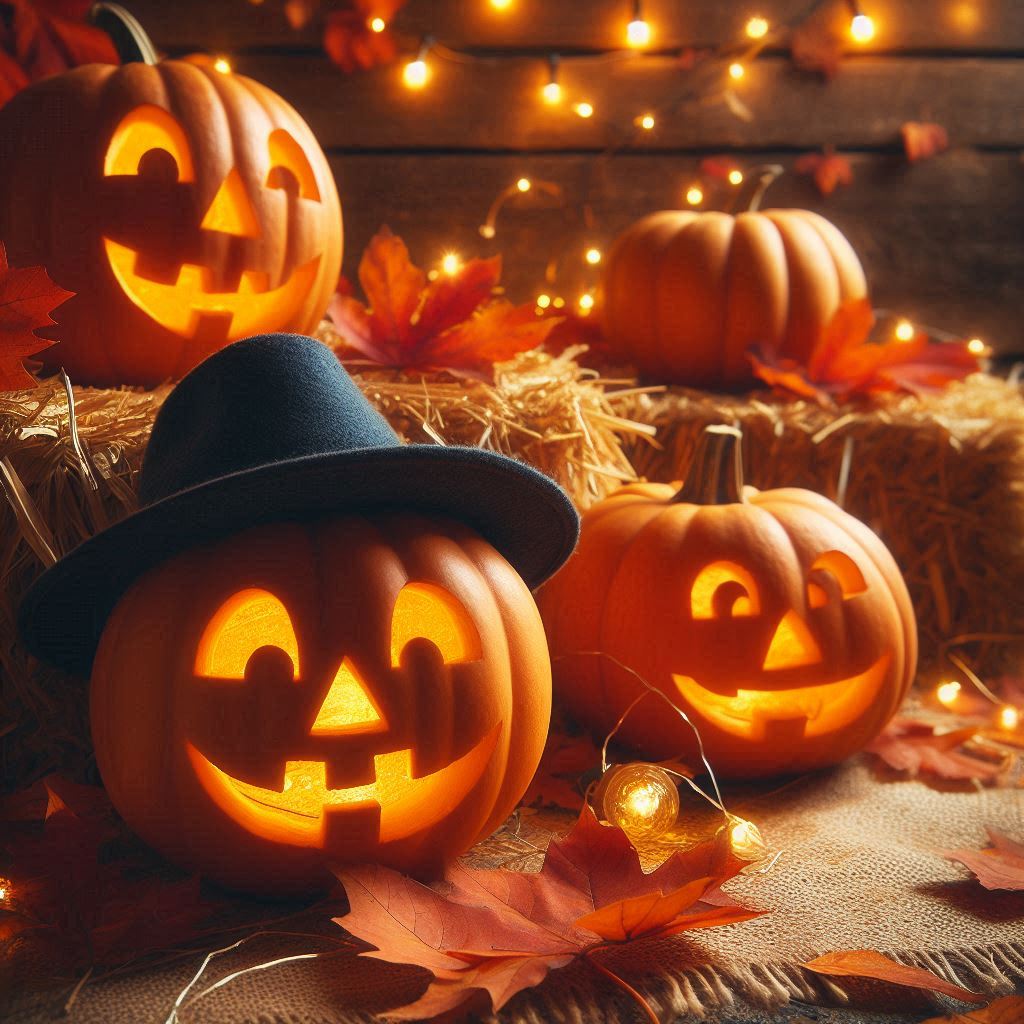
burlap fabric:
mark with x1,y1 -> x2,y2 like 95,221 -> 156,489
4,758 -> 1022,1023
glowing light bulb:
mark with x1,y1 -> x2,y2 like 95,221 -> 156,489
542,80 -> 562,104
213,57 -> 232,74
894,319 -> 915,341
967,337 -> 987,356
578,293 -> 595,312
0,883 -> 6,901
597,763 -> 680,842
368,16 -> 386,32
403,58 -> 429,89
635,113 -> 655,130
441,252 -> 461,275
937,680 -> 962,706
728,168 -> 744,185
489,0 -> 512,9
686,185 -> 704,206
728,815 -> 769,863
728,62 -> 745,80
746,15 -> 769,39
585,247 -> 602,265
850,13 -> 875,42
536,293 -> 552,309
1000,706 -> 1020,731
552,296 -> 566,309
574,101 -> 594,118
516,177 -> 531,193
627,18 -> 651,47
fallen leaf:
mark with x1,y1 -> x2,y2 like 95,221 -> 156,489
521,731 -> 601,809
790,19 -> 844,79
902,121 -> 950,162
803,949 -> 985,1004
794,149 -> 854,196
335,804 -> 762,1019
943,828 -> 1024,891
328,227 -> 559,378
865,718 -> 1008,782
920,995 -> 1024,1024
323,10 -> 397,74
0,241 -> 72,390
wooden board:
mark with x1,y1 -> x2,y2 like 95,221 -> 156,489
332,151 -> 1022,351
127,0 -> 1024,54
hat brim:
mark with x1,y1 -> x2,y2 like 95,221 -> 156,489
19,445 -> 579,677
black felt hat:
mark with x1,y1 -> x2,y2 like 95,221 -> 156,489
20,333 -> 579,677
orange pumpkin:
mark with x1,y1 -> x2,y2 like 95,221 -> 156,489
0,60 -> 342,387
539,426 -> 915,779
600,207 -> 866,388
91,513 -> 550,894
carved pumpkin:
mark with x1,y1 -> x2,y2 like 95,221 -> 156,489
600,207 -> 866,388
0,60 -> 342,387
538,427 -> 916,778
91,514 -> 550,894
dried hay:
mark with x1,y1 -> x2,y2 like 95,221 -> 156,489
0,343 -> 651,791
623,373 -> 1024,676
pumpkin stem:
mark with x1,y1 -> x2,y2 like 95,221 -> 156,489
90,3 -> 160,65
745,164 -> 785,213
671,425 -> 744,505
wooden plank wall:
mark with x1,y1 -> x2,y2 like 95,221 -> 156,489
126,0 -> 1022,351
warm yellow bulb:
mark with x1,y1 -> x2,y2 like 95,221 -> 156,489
1000,706 -> 1020,731
585,247 -> 602,265
552,296 -> 566,309
578,293 -> 595,312
967,337 -> 987,356
745,15 -> 769,39
850,13 -> 875,42
636,113 -> 655,130
937,680 -> 962,706
728,816 -> 769,862
213,57 -> 232,75
403,58 -> 429,88
728,62 -> 745,80
536,293 -> 552,309
597,763 -> 680,842
441,252 -> 460,276
542,80 -> 562,104
368,16 -> 386,32
894,319 -> 915,341
489,0 -> 512,8
516,177 -> 531,193
626,18 -> 651,47
0,885 -> 6,902
728,168 -> 744,185
686,185 -> 704,206
574,101 -> 594,118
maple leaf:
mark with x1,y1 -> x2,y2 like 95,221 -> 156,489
943,828 -> 1024,891
920,995 -> 1024,1024
902,121 -> 950,162
865,718 -> 1008,782
520,730 -> 601,809
803,949 -> 984,1004
790,19 -> 844,79
0,241 -> 72,390
335,804 -> 761,1020
328,227 -> 560,379
794,149 -> 854,196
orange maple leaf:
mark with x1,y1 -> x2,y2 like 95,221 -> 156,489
902,121 -> 950,162
794,148 -> 854,196
335,804 -> 761,1019
944,828 -> 1024,891
0,242 -> 72,390
328,227 -> 560,379
865,717 -> 1009,782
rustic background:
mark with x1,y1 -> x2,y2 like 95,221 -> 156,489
124,0 -> 1021,350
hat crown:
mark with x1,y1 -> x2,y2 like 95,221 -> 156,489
139,334 -> 399,507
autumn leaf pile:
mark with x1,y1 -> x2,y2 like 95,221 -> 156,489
328,227 -> 560,379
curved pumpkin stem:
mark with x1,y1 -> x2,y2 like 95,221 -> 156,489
90,3 -> 160,65
671,424 -> 744,505
745,163 -> 785,213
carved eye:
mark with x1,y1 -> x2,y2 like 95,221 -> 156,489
807,551 -> 868,609
690,561 -> 761,620
104,105 -> 195,182
195,589 -> 299,680
265,129 -> 320,200
390,583 -> 481,667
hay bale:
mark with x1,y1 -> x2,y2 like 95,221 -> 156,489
624,374 -> 1024,676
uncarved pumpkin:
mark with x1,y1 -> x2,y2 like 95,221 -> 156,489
0,60 -> 342,387
600,208 -> 867,388
91,513 -> 551,895
538,426 -> 916,779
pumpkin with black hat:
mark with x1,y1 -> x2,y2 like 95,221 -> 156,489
20,332 -> 579,894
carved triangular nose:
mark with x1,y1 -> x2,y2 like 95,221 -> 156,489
311,658 -> 384,735
762,610 -> 822,671
200,167 -> 261,238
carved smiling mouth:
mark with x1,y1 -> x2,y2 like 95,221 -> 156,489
104,237 -> 320,342
673,653 -> 891,740
186,722 -> 500,848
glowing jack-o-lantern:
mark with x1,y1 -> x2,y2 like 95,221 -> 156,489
0,60 -> 342,386
90,514 -> 551,894
539,426 -> 916,778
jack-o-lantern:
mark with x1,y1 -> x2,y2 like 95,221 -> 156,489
539,426 -> 916,778
0,60 -> 342,387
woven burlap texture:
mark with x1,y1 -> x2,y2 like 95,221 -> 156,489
6,758 -> 1023,1024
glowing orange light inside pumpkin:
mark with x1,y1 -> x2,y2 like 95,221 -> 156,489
195,589 -> 300,679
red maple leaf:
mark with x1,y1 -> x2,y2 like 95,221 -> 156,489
327,227 -> 560,378
794,149 -> 854,196
0,242 -> 72,390
865,717 -> 1009,782
902,121 -> 950,162
335,804 -> 761,1019
944,828 -> 1024,891
320,0 -> 405,74
520,730 -> 601,809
